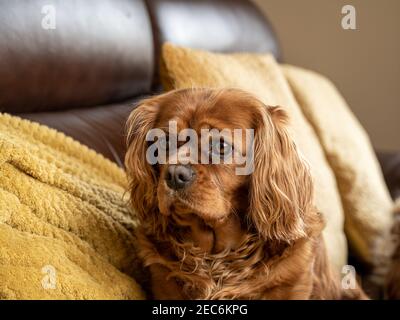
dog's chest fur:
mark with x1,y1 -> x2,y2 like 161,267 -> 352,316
137,229 -> 318,299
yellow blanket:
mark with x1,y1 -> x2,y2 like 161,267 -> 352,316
0,114 -> 144,299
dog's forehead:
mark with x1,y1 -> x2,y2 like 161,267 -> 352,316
155,90 -> 257,130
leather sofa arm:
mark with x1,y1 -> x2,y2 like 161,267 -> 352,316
376,151 -> 400,200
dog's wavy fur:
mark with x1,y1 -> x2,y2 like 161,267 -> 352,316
125,88 -> 367,299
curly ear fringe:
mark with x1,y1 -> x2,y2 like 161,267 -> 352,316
125,97 -> 161,224
248,105 -> 314,242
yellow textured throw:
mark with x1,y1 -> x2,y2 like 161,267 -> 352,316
0,114 -> 144,300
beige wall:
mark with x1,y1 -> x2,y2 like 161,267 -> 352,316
252,0 -> 400,151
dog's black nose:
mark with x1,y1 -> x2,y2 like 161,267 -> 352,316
165,165 -> 195,190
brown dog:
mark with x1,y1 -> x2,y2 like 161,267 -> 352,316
125,88 -> 367,299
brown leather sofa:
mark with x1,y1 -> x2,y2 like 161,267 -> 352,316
0,0 -> 398,197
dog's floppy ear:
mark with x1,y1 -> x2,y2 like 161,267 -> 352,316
125,96 -> 162,222
248,105 -> 313,242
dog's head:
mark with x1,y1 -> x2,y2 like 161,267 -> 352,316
125,88 -> 313,249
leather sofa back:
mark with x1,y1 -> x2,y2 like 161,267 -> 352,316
0,0 -> 278,113
0,0 -> 154,113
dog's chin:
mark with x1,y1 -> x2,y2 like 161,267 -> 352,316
157,192 -> 228,227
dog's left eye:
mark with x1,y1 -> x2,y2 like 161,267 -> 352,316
211,139 -> 233,157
